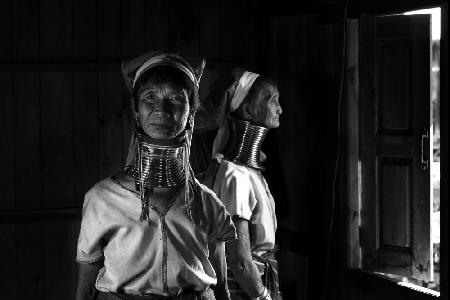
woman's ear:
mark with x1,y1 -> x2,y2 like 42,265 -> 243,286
187,114 -> 195,130
130,98 -> 139,118
241,102 -> 253,120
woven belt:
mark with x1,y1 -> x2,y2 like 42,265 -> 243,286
227,248 -> 281,300
97,287 -> 214,300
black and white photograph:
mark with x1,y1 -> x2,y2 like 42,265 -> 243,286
0,0 -> 447,299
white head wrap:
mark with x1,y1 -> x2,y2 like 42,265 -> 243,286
211,71 -> 260,157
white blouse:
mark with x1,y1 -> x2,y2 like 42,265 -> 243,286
76,177 -> 236,296
212,159 -> 277,255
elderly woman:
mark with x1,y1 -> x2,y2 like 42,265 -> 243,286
204,70 -> 283,300
76,51 -> 236,300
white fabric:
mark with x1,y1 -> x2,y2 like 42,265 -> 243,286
212,159 -> 277,255
211,71 -> 260,157
230,71 -> 260,112
76,177 -> 236,296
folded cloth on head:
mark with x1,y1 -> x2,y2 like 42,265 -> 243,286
211,70 -> 260,158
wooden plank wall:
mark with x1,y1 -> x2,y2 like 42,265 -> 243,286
264,14 -> 345,300
0,0 -> 261,299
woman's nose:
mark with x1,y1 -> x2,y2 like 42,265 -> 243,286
152,101 -> 170,117
277,103 -> 283,115
154,99 -> 168,112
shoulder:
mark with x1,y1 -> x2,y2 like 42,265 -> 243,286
194,179 -> 232,216
218,160 -> 252,183
85,177 -> 117,198
82,176 -> 120,211
194,180 -> 236,239
196,180 -> 223,207
220,159 -> 249,174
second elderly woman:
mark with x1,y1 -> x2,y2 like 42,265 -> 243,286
205,70 -> 283,300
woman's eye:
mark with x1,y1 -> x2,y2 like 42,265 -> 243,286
141,96 -> 156,103
169,96 -> 184,103
269,95 -> 279,103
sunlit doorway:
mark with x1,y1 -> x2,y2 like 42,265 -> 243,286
403,7 -> 441,292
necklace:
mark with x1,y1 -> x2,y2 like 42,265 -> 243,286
224,118 -> 269,170
127,132 -> 186,189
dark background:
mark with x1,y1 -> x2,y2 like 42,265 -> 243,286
0,0 -> 447,299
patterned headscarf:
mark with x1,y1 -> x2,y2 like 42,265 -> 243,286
122,50 -> 205,104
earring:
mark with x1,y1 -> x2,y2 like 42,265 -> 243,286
188,115 -> 194,130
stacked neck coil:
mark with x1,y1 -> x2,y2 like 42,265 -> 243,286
128,137 -> 186,189
225,118 -> 269,171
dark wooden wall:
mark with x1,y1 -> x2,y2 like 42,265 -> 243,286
262,14 -> 345,300
0,1 -> 263,299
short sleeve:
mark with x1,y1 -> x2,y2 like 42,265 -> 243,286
198,184 -> 237,243
215,164 -> 257,221
76,191 -> 105,264
211,204 -> 237,242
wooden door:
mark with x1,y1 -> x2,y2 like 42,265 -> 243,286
359,14 -> 432,281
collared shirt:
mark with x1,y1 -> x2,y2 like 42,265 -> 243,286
76,177 -> 236,296
212,159 -> 277,255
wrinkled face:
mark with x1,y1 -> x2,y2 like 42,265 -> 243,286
249,84 -> 282,129
135,78 -> 190,139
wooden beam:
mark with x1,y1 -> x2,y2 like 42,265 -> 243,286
256,0 -> 445,19
347,19 -> 361,269
342,269 -> 440,299
0,60 -> 242,73
0,207 -> 81,222
439,3 -> 448,299
0,62 -> 120,72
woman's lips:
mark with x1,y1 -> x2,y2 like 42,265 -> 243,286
148,117 -> 175,125
149,123 -> 174,128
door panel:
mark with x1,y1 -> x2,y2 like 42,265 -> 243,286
359,14 -> 432,281
377,38 -> 412,134
379,157 -> 412,249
